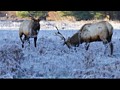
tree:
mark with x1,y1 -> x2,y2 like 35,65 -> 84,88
16,11 -> 48,18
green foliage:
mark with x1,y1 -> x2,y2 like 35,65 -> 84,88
16,11 -> 29,18
59,11 -> 95,20
16,11 -> 48,18
58,11 -> 114,20
58,11 -> 73,16
94,12 -> 104,19
72,11 -> 94,20
16,11 -> 120,20
61,11 -> 120,20
28,11 -> 48,18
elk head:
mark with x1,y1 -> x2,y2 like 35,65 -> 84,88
28,13 -> 40,32
55,26 -> 72,48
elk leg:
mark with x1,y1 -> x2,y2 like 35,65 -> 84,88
34,37 -> 37,47
26,37 -> 30,45
109,42 -> 113,55
20,34 -> 23,43
22,36 -> 27,48
28,40 -> 30,45
85,43 -> 90,50
102,39 -> 109,55
19,33 -> 24,48
104,44 -> 108,55
22,35 -> 28,48
104,42 -> 113,56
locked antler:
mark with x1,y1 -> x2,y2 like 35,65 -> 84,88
54,26 -> 66,42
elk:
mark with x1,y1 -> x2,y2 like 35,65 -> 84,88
19,14 -> 46,48
55,21 -> 113,55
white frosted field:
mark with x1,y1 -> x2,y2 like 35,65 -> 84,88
0,20 -> 120,79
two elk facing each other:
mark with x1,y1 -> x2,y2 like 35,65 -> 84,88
55,21 -> 113,55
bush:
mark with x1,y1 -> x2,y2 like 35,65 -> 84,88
0,44 -> 25,78
16,11 -> 29,18
16,11 -> 48,18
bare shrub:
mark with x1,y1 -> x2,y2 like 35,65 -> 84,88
0,44 -> 25,78
82,50 -> 95,69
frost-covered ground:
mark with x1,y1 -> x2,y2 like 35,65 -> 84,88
0,20 -> 120,79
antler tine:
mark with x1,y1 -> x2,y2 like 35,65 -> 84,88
29,14 -> 33,17
54,26 -> 66,41
28,12 -> 35,20
38,12 -> 48,21
54,26 -> 59,31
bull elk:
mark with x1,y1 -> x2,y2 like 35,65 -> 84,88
55,21 -> 113,55
19,13 -> 46,48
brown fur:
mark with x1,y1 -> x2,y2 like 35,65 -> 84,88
64,21 -> 113,55
70,33 -> 79,45
19,17 -> 40,48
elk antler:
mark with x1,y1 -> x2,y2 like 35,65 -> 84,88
38,12 -> 48,21
54,26 -> 66,41
28,11 -> 36,20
